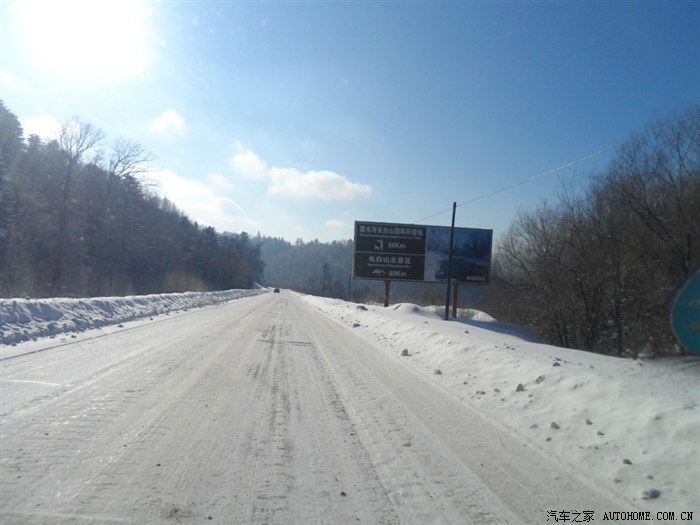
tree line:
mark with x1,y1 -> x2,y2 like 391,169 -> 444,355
0,101 -> 264,298
260,237 -> 354,299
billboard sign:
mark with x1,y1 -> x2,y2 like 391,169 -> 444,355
353,221 -> 492,283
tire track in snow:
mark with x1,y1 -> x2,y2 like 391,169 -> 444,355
305,300 -> 524,524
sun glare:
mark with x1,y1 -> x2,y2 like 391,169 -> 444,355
21,0 -> 150,82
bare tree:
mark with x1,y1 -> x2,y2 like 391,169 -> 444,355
49,117 -> 105,294
492,104 -> 700,357
108,137 -> 154,179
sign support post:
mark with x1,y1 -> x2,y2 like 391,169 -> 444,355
444,202 -> 457,320
384,280 -> 391,307
452,281 -> 460,318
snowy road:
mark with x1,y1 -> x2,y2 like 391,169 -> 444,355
1,292 -> 631,524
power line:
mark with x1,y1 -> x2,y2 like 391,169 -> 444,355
412,145 -> 614,225
457,146 -> 614,207
412,109 -> 696,225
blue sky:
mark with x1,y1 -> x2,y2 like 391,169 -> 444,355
1,1 -> 698,243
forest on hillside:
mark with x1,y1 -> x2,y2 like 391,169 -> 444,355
1,100 -> 697,358
0,101 -> 264,297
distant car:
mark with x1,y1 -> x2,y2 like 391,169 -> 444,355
273,288 -> 280,293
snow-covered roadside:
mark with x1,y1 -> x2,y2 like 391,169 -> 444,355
302,295 -> 700,514
1,288 -> 697,513
0,289 -> 268,345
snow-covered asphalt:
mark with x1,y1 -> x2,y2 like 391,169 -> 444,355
1,292 -> 643,523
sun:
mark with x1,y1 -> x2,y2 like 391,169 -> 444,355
19,0 -> 151,83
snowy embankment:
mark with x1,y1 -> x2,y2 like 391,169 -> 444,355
303,295 -> 700,513
0,289 -> 267,345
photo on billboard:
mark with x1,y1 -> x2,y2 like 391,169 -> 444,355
425,226 -> 492,284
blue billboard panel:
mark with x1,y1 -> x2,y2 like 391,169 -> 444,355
353,221 -> 492,283
425,226 -> 492,284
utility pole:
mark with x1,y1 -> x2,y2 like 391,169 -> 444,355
444,202 -> 456,320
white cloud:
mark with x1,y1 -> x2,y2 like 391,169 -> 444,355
268,168 -> 371,200
151,109 -> 186,139
326,219 -> 346,228
20,114 -> 61,140
213,196 -> 246,216
230,142 -> 268,180
150,168 -> 213,209
229,142 -> 372,200
209,173 -> 235,190
150,168 -> 260,233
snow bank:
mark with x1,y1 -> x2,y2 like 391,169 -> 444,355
0,289 -> 267,345
303,296 -> 700,513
